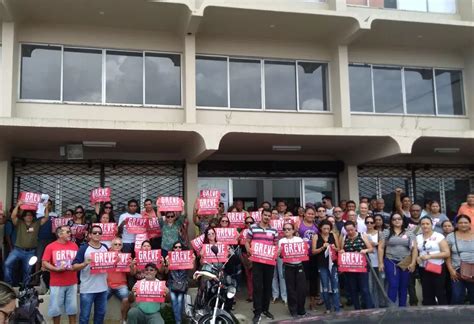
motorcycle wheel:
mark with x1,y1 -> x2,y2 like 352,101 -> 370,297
198,313 -> 235,324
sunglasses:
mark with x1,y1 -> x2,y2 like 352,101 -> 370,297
365,221 -> 374,225
91,231 -> 103,235
173,245 -> 182,249
166,215 -> 175,219
221,220 -> 229,223
245,222 -> 254,225
104,206 -> 112,209
113,243 -> 122,246
63,230 -> 72,234
75,211 -> 83,214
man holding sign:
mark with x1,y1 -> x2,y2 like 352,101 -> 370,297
246,208 -> 278,323
118,200 -> 142,255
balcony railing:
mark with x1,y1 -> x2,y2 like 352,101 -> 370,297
347,0 -> 456,14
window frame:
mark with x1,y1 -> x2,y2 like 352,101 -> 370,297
17,42 -> 183,109
346,0 -> 457,14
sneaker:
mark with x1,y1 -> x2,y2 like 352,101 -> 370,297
252,314 -> 261,324
263,311 -> 274,320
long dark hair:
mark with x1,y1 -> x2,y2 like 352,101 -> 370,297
203,227 -> 217,244
99,202 -> 115,223
387,213 -> 407,240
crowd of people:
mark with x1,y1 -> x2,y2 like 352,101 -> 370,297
0,189 -> 473,324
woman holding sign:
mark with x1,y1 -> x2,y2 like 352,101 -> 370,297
159,211 -> 186,258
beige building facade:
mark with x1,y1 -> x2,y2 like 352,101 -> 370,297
0,0 -> 473,222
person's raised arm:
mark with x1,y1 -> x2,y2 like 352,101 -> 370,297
11,200 -> 22,226
40,205 -> 50,225
394,188 -> 404,215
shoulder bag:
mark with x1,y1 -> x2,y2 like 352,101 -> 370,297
454,233 -> 474,283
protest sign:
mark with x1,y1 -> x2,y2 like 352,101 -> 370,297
90,187 -> 111,205
197,198 -> 219,215
147,217 -> 161,238
71,224 -> 87,240
90,251 -> 118,274
249,242 -> 277,266
51,217 -> 72,233
136,249 -> 162,270
338,252 -> 367,273
280,241 -> 309,263
156,197 -> 184,212
94,223 -> 117,241
202,243 -> 228,263
134,280 -> 166,303
126,217 -> 148,234
250,211 -> 261,223
52,249 -> 77,270
238,229 -> 250,245
135,233 -> 149,252
18,192 -> 41,211
168,250 -> 194,270
227,212 -> 246,229
215,227 -> 239,245
270,219 -> 285,237
116,253 -> 132,272
199,189 -> 220,200
190,234 -> 205,252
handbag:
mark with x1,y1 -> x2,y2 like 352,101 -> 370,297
170,280 -> 188,293
396,255 -> 412,271
453,233 -> 474,283
425,261 -> 442,274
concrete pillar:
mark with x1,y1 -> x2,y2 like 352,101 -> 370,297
464,46 -> 474,129
1,22 -> 17,117
0,160 -> 13,215
184,162 -> 199,239
330,45 -> 351,128
339,165 -> 359,202
183,34 -> 196,124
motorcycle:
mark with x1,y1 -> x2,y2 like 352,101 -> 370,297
11,256 -> 45,324
185,245 -> 238,324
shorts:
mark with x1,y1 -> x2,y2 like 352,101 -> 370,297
108,285 -> 129,301
48,284 -> 78,318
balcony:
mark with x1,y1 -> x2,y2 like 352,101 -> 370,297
346,0 -> 457,14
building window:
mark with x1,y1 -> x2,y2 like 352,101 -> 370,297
196,56 -> 228,107
347,0 -> 456,13
63,48 -> 102,103
197,55 -> 328,111
19,43 -> 182,107
349,63 -> 464,116
20,44 -> 61,100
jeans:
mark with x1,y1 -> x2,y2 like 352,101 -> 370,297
79,290 -> 108,324
4,247 -> 36,286
253,262 -> 274,316
318,265 -> 340,312
368,267 -> 386,308
272,257 -> 287,302
451,269 -> 474,305
284,264 -> 306,316
48,284 -> 78,318
384,258 -> 410,307
345,272 -> 373,310
170,291 -> 184,324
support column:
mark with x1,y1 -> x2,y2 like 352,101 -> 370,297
0,160 -> 13,215
1,22 -> 17,117
185,162 -> 199,239
330,45 -> 351,128
183,34 -> 196,124
339,165 -> 359,202
464,46 -> 474,129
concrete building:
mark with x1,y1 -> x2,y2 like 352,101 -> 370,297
0,0 -> 473,222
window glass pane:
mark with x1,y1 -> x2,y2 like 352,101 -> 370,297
196,56 -> 228,107
428,0 -> 456,13
229,58 -> 261,109
384,0 -> 397,9
373,66 -> 403,113
298,62 -> 327,111
145,53 -> 181,106
63,48 -> 102,102
349,64 -> 373,112
435,70 -> 463,115
106,50 -> 143,104
264,61 -> 296,110
273,180 -> 301,209
304,180 -> 336,206
404,68 -> 435,115
398,0 -> 427,11
20,44 -> 61,100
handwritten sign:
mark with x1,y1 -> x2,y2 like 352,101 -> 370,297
94,223 -> 117,241
134,280 -> 166,302
281,241 -> 309,263
338,252 -> 367,273
126,217 -> 148,234
197,198 -> 219,215
202,243 -> 228,263
200,189 -> 220,200
227,212 -> 246,229
90,187 -> 111,205
18,192 -> 41,210
52,249 -> 77,270
116,253 -> 132,272
250,211 -> 262,223
90,251 -> 118,274
156,197 -> 184,212
249,242 -> 277,266
168,250 -> 194,270
147,217 -> 161,238
51,217 -> 72,233
136,249 -> 162,270
135,233 -> 149,252
191,234 -> 205,252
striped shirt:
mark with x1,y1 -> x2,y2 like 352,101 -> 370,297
246,224 -> 278,245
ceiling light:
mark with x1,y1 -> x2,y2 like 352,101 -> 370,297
269,24 -> 276,28
434,147 -> 459,154
272,145 -> 302,152
83,141 -> 116,148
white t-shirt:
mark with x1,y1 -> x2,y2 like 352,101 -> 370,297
326,207 -> 334,217
416,231 -> 445,267
118,212 -> 142,244
367,231 -> 379,268
278,236 -> 305,265
79,244 -> 109,293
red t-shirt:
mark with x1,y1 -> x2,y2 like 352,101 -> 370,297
42,241 -> 79,286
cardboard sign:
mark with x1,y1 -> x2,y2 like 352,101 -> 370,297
135,233 -> 149,252
90,251 -> 118,274
239,229 -> 250,245
249,242 -> 277,266
116,253 -> 132,272
136,249 -> 162,270
134,279 -> 166,303
90,187 -> 111,205
200,189 -> 220,200
289,216 -> 300,225
197,198 -> 219,215
270,219 -> 285,237
147,217 -> 161,238
202,243 -> 228,263
71,224 -> 87,240
156,197 -> 184,212
51,217 -> 72,233
215,227 -> 239,245
52,249 -> 77,270
126,217 -> 148,234
94,223 -> 117,241
227,212 -> 246,229
338,252 -> 367,273
250,211 -> 262,223
191,234 -> 205,252
18,192 -> 41,210
281,241 -> 309,263
168,250 -> 194,270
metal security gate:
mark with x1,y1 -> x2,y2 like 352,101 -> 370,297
358,165 -> 474,219
12,159 -> 184,215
